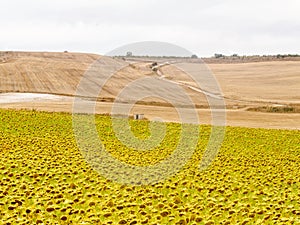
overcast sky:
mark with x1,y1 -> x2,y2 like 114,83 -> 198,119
1,0 -> 300,57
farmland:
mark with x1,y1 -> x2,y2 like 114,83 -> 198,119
1,52 -> 300,129
0,109 -> 299,224
0,51 -> 299,224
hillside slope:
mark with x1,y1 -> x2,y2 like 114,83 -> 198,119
0,51 -> 99,95
0,51 -> 209,106
0,51 -> 299,129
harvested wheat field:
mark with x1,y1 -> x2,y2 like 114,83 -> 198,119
0,51 -> 299,129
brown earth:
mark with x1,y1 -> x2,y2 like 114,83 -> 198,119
0,51 -> 299,130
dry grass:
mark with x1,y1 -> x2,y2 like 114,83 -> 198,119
248,105 -> 300,113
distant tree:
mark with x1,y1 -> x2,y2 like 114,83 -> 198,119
126,51 -> 133,57
232,54 -> 238,57
191,54 -> 198,59
287,54 -> 300,57
276,54 -> 284,58
214,53 -> 224,58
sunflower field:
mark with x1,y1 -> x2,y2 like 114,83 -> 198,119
0,109 -> 299,224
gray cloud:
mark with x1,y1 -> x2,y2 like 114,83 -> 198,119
1,0 -> 299,56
